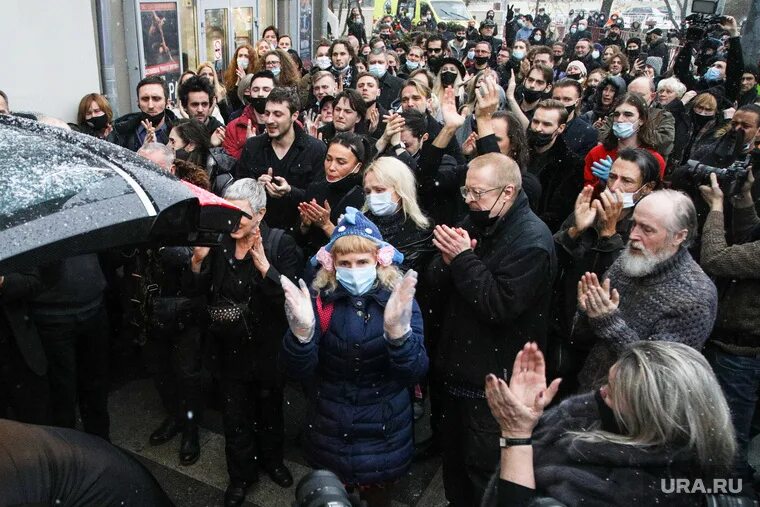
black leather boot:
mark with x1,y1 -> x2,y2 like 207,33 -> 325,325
149,416 -> 181,446
179,422 -> 200,466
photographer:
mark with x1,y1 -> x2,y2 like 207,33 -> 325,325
672,104 -> 760,226
699,170 -> 760,489
673,16 -> 742,104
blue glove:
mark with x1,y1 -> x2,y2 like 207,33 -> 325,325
591,156 -> 613,181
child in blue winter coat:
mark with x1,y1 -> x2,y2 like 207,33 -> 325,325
280,207 -> 429,507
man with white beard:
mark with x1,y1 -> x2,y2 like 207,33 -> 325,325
573,189 -> 718,390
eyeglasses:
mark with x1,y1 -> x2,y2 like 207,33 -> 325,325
460,186 -> 504,201
427,47 -> 443,54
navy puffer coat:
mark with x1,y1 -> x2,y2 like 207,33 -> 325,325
281,283 -> 428,485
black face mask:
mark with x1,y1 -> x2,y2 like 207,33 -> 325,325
440,71 -> 458,87
364,99 -> 377,108
468,190 -> 505,229
565,104 -> 577,116
522,88 -> 543,103
553,55 -> 563,63
487,13 -> 494,19
566,72 -> 582,81
527,128 -> 556,148
175,148 -> 191,161
456,35 -> 465,41
474,55 -> 489,66
626,49 -> 640,60
248,96 -> 267,114
85,114 -> 109,131
143,110 -> 165,127
691,111 -> 714,130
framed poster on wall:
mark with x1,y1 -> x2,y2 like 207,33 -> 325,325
136,1 -> 183,101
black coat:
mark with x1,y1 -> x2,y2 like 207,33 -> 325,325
365,210 -> 436,274
298,174 -> 366,257
184,224 -> 302,384
0,270 -> 48,376
528,136 -> 584,232
0,419 -> 173,506
108,109 -> 179,152
378,72 -> 404,111
663,99 -> 691,173
426,113 -> 466,165
482,391 -> 711,507
235,124 -> 327,233
427,191 -> 557,387
562,116 -> 599,158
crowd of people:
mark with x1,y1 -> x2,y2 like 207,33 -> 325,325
2,7 -> 760,507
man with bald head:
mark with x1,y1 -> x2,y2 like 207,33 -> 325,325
574,189 -> 717,390
428,152 -> 556,506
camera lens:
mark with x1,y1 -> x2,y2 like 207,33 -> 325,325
295,470 -> 353,507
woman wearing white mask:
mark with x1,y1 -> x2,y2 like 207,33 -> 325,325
262,49 -> 301,88
363,157 -> 435,273
281,207 -> 428,507
298,132 -> 371,256
583,93 -> 666,186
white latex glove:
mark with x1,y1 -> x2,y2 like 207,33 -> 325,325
281,276 -> 315,343
384,270 -> 417,340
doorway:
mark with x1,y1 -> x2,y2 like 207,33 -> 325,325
197,0 -> 258,73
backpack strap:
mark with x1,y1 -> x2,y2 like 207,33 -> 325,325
263,228 -> 285,264
315,294 -> 334,335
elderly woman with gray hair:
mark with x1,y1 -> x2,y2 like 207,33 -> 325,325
184,178 -> 303,505
481,341 -> 737,507
655,77 -> 691,172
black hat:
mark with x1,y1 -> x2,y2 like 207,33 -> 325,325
648,27 -> 663,36
481,19 -> 496,28
438,57 -> 467,78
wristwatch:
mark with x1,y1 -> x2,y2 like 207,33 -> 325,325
499,437 -> 532,448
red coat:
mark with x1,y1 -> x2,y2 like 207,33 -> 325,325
583,144 -> 666,187
222,105 -> 261,159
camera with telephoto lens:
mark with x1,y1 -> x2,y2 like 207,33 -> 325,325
679,0 -> 724,43
685,158 -> 750,197
293,470 -> 367,507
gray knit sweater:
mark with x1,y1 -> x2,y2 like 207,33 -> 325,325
576,247 -> 718,390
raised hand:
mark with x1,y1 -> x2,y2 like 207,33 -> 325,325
245,119 -> 257,140
462,131 -> 479,157
595,189 -> 624,237
281,276 -> 316,342
591,156 -> 613,181
141,119 -> 156,145
698,172 -> 725,211
190,246 -> 210,273
384,269 -> 418,340
440,87 -> 465,129
485,342 -> 561,438
210,126 -> 226,147
577,272 -> 619,318
572,186 -> 598,234
476,75 -> 500,118
250,228 -> 270,275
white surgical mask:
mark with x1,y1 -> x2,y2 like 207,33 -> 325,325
237,57 -> 250,69
315,56 -> 332,70
406,60 -> 420,70
271,66 -> 281,77
591,50 -> 600,59
467,50 -> 475,60
367,192 -> 400,216
369,63 -> 387,78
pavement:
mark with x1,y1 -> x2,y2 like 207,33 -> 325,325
108,374 -> 447,507
107,351 -> 760,507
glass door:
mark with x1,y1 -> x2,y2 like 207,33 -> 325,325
198,0 -> 229,73
232,6 -> 254,47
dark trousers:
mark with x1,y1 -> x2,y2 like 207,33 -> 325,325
36,306 -> 111,440
434,387 -> 501,507
143,325 -> 203,423
704,343 -> 760,481
220,376 -> 285,483
0,334 -> 49,425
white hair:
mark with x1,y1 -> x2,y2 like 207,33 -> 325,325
137,142 -> 175,171
362,157 -> 430,228
224,178 -> 266,212
656,77 -> 687,98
